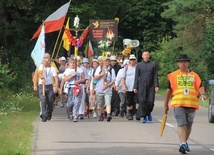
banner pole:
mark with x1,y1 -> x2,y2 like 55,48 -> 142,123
51,28 -> 63,59
55,39 -> 63,59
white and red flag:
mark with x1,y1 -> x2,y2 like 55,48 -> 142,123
88,41 -> 94,57
30,1 -> 71,40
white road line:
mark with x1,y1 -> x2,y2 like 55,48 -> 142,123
158,120 -> 175,128
210,148 -> 214,152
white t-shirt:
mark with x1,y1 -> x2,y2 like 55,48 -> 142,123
115,68 -> 125,93
94,66 -> 116,93
122,65 -> 136,91
38,64 -> 57,85
64,67 -> 83,87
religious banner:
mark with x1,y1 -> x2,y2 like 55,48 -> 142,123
89,20 -> 118,41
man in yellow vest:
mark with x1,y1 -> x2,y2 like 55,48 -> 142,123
164,54 -> 206,154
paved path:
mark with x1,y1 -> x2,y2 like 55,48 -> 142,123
32,95 -> 214,155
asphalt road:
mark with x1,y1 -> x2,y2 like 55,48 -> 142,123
32,95 -> 214,155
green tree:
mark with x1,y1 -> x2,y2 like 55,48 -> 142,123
154,0 -> 214,88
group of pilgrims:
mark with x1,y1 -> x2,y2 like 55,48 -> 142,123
33,51 -> 159,123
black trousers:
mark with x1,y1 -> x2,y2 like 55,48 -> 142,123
111,89 -> 121,113
38,84 -> 54,120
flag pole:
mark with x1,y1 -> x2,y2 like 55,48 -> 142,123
41,22 -> 45,96
51,28 -> 63,59
112,18 -> 119,55
55,39 -> 63,59
42,65 -> 45,96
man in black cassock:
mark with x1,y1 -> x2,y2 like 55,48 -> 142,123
134,50 -> 159,123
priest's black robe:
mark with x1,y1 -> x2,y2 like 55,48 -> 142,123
134,60 -> 159,119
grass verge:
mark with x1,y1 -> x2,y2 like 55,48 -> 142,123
0,89 -> 39,155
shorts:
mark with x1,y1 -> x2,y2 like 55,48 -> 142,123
126,91 -> 135,107
96,90 -> 112,107
174,107 -> 196,127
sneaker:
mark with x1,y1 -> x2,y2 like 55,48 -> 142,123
93,112 -> 97,118
127,114 -> 133,120
73,116 -> 78,122
47,114 -> 52,121
186,142 -> 190,152
98,115 -> 104,121
135,117 -> 140,121
107,116 -> 112,122
68,115 -> 73,120
142,117 -> 147,123
78,114 -> 84,119
42,117 -> 47,122
179,143 -> 188,154
60,103 -> 64,108
120,111 -> 124,117
148,113 -> 153,121
63,103 -> 67,108
115,110 -> 119,116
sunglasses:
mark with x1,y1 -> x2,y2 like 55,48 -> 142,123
129,59 -> 136,61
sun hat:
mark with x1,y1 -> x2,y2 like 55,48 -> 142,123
177,54 -> 190,62
82,58 -> 89,63
92,59 -> 98,63
105,57 -> 110,61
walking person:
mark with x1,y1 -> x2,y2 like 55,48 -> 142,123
88,59 -> 99,118
58,56 -> 67,108
121,54 -> 138,120
77,57 -> 89,119
64,59 -> 85,122
164,54 -> 206,154
38,53 -> 58,122
110,55 -> 121,116
134,50 -> 159,123
93,57 -> 116,122
115,59 -> 129,117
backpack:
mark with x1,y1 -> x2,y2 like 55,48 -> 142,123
92,66 -> 112,77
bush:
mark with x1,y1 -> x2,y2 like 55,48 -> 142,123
0,59 -> 17,89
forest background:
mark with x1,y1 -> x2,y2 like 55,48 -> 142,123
0,0 -> 214,92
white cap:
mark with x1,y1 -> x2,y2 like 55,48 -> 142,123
60,56 -> 66,61
76,56 -> 81,60
97,56 -> 102,60
110,55 -> 117,61
129,54 -> 136,60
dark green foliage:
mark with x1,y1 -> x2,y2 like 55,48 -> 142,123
0,0 -> 213,91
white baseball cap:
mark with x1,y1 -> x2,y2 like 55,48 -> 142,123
60,56 -> 66,61
129,54 -> 136,60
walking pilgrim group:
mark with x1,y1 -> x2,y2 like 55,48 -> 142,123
33,51 -> 159,123
33,51 -> 206,154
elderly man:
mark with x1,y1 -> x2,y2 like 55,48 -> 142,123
38,53 -> 58,122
